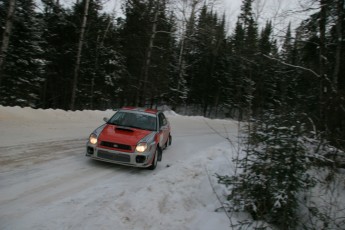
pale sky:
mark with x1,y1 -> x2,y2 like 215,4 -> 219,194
221,0 -> 310,41
56,0 -> 310,44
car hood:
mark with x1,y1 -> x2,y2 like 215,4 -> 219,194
98,124 -> 153,146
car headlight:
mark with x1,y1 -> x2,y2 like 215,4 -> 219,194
136,142 -> 148,152
89,133 -> 98,145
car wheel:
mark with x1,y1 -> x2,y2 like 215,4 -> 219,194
164,134 -> 171,149
168,134 -> 172,146
148,148 -> 158,170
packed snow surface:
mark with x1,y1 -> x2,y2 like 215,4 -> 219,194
0,106 -> 240,230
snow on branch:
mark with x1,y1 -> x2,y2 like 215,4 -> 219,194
262,54 -> 320,78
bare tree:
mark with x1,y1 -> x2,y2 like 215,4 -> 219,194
0,0 -> 17,87
318,0 -> 327,127
171,0 -> 203,107
333,0 -> 344,91
140,1 -> 159,106
70,0 -> 90,110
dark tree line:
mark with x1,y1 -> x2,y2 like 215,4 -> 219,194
218,1 -> 345,228
0,0 -> 344,147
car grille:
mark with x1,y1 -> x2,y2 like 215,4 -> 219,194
97,150 -> 131,163
100,141 -> 132,151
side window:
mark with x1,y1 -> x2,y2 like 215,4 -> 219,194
158,113 -> 167,128
163,115 -> 167,126
158,113 -> 163,128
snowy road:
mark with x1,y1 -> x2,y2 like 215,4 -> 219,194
0,107 -> 238,229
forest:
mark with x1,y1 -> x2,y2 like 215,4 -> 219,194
0,0 -> 344,148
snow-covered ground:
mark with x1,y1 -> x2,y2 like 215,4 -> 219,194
0,106 -> 240,230
2,106 -> 344,230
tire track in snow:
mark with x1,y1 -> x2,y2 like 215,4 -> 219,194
0,139 -> 138,223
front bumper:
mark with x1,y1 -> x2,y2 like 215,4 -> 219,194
86,144 -> 155,168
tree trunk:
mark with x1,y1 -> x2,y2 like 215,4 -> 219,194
0,0 -> 17,87
318,0 -> 327,129
90,15 -> 113,109
177,29 -> 185,93
172,0 -> 199,109
140,3 -> 159,107
332,0 -> 344,91
70,0 -> 90,110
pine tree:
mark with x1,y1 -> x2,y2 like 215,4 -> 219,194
227,0 -> 258,120
186,5 -> 228,116
218,112 -> 316,229
169,0 -> 202,111
39,0 -> 77,109
0,0 -> 44,107
120,0 -> 174,107
120,0 -> 149,105
227,21 -> 245,119
0,0 -> 16,87
292,0 -> 345,148
281,23 -> 293,63
253,20 -> 279,115
89,13 -> 127,109
325,0 -> 345,148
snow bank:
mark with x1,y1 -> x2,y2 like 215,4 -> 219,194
0,106 -> 115,146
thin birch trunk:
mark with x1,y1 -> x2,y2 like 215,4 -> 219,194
319,0 -> 327,127
70,0 -> 90,110
140,4 -> 159,106
332,0 -> 344,91
90,15 -> 113,109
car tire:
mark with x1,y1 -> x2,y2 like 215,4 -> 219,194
168,134 -> 172,146
148,148 -> 158,170
164,134 -> 171,149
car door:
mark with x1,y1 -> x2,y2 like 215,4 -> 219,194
158,112 -> 169,147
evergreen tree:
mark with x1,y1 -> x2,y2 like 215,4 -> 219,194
254,20 -> 279,115
227,0 -> 258,119
276,23 -> 303,113
39,0 -> 77,109
120,0 -> 149,105
187,5 -> 228,116
218,112 -> 316,229
325,0 -> 345,148
211,14 -> 231,117
38,0 -> 126,110
292,0 -> 345,148
73,0 -> 126,109
0,0 -> 16,86
281,23 -> 293,63
0,0 -> 44,107
120,0 -> 174,107
169,0 -> 202,111
227,20 -> 245,119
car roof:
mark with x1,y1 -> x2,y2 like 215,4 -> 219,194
120,106 -> 159,115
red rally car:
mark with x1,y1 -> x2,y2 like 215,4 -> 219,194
86,107 -> 172,170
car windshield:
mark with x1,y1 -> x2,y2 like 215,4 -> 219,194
108,111 -> 157,131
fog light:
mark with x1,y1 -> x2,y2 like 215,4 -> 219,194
87,147 -> 94,155
136,155 -> 146,163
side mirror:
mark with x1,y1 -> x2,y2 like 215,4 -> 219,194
103,117 -> 109,123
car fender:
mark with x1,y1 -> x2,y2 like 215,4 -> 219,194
153,131 -> 164,148
139,131 -> 156,143
91,124 -> 107,137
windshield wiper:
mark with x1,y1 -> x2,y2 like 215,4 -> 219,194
108,121 -> 120,125
124,125 -> 141,129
